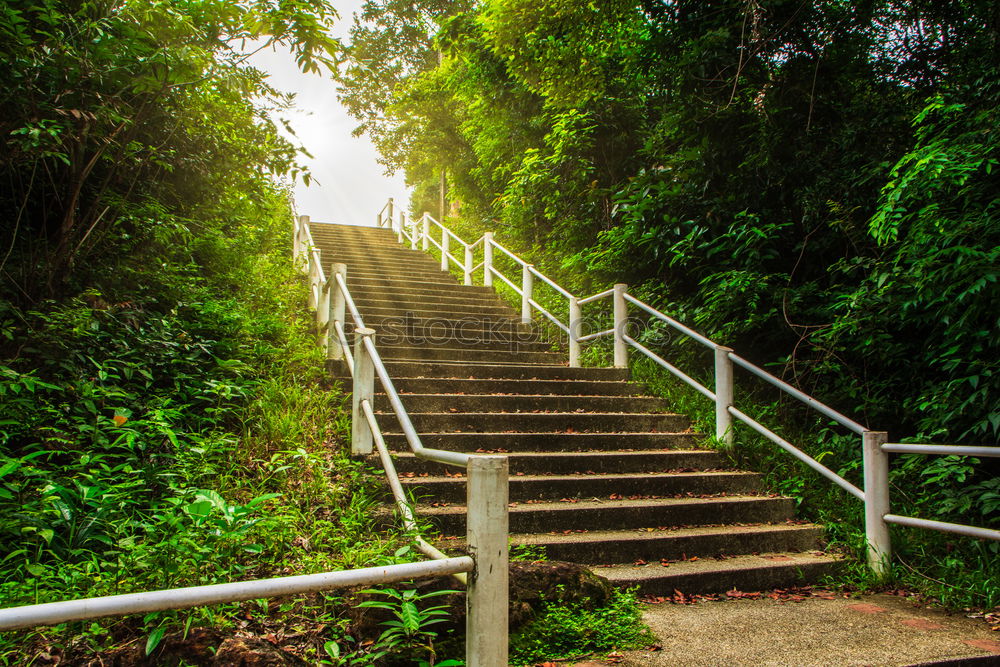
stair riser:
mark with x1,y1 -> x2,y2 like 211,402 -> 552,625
370,336 -> 552,352
393,451 -> 724,475
376,346 -> 562,364
521,528 -> 825,564
364,319 -> 539,338
333,269 -> 459,283
603,561 -> 841,596
385,412 -> 690,432
349,287 -> 502,305
358,304 -> 518,320
400,473 -> 761,503
392,378 -> 639,396
347,282 -> 495,298
382,363 -> 628,381
374,394 -> 668,413
383,432 -> 696,452
427,498 -> 796,534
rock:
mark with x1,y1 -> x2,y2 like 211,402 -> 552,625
212,638 -> 307,666
508,560 -> 614,628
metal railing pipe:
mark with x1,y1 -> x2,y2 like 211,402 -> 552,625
882,444 -> 1000,457
528,265 -> 574,299
729,353 -> 867,435
883,515 -> 1000,542
0,559 -> 474,632
528,299 -> 570,333
623,294 -> 718,349
578,288 -> 614,305
490,267 -> 521,295
624,335 -> 715,401
728,406 -> 865,501
578,328 -> 614,343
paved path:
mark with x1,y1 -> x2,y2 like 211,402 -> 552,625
575,593 -> 1000,666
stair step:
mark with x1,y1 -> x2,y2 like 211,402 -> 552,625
375,393 -> 667,413
377,346 -> 563,364
363,319 -> 539,338
349,286 -> 502,305
420,496 -> 797,534
595,551 -> 842,595
438,524 -> 826,564
392,449 -> 725,475
346,279 -> 495,296
380,362 -> 626,380
355,299 -> 516,317
383,431 -> 698,452
391,377 -> 642,395
399,471 -> 761,503
359,305 -> 522,321
372,335 -> 552,352
380,411 -> 690,432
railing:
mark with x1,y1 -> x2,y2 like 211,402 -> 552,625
0,218 -> 507,667
372,199 -> 1000,578
296,214 -> 509,666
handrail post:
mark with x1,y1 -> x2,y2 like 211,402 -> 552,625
464,244 -> 473,286
317,267 -> 331,341
714,346 -> 734,446
327,264 -> 347,362
351,328 -> 376,456
307,252 -> 318,309
386,198 -> 394,230
483,233 -> 494,288
396,211 -> 405,243
441,230 -> 450,272
569,296 -> 582,367
292,215 -> 300,261
297,215 -> 310,273
466,455 -> 509,667
521,265 -> 534,324
863,430 -> 891,578
613,283 -> 628,368
409,214 -> 418,249
422,213 -> 430,251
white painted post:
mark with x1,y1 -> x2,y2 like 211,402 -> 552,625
521,265 -> 534,324
483,233 -> 494,288
396,211 -> 405,243
441,230 -> 450,272
714,346 -> 734,446
307,253 -> 318,310
569,296 -> 582,368
327,264 -> 347,362
386,198 -> 394,230
422,213 -> 430,251
297,215 -> 310,273
409,214 -> 418,249
464,244 -> 473,286
317,271 -> 331,342
292,216 -> 300,261
612,283 -> 628,368
863,430 -> 891,578
466,455 -> 509,667
351,328 -> 376,456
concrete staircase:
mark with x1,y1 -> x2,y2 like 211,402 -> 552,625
313,221 -> 840,595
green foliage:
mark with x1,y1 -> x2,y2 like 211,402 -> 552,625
509,588 -> 654,665
355,587 -> 459,666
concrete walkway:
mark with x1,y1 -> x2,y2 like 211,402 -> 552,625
578,593 -> 1000,666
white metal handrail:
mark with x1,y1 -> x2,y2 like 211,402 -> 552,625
371,198 -> 1000,579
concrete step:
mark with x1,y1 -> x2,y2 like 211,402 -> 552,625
336,268 -> 460,284
374,393 -> 669,413
596,551 -> 842,595
420,496 -> 797,534
349,285 -> 502,305
391,377 -> 644,396
399,470 -> 762,503
380,361 -> 626,380
380,411 -> 690,432
372,335 -> 553,352
362,318 -> 539,338
376,345 -> 563,364
383,431 -> 698,452
359,305 -> 521,321
354,298 -> 516,318
391,449 -> 725,475
445,523 -> 826,564
346,278 -> 495,296
326,252 -> 444,269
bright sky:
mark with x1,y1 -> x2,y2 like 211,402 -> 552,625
248,1 -> 408,227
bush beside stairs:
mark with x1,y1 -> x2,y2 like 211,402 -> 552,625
314,221 -> 841,595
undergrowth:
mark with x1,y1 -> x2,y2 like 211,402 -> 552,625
508,588 -> 654,665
